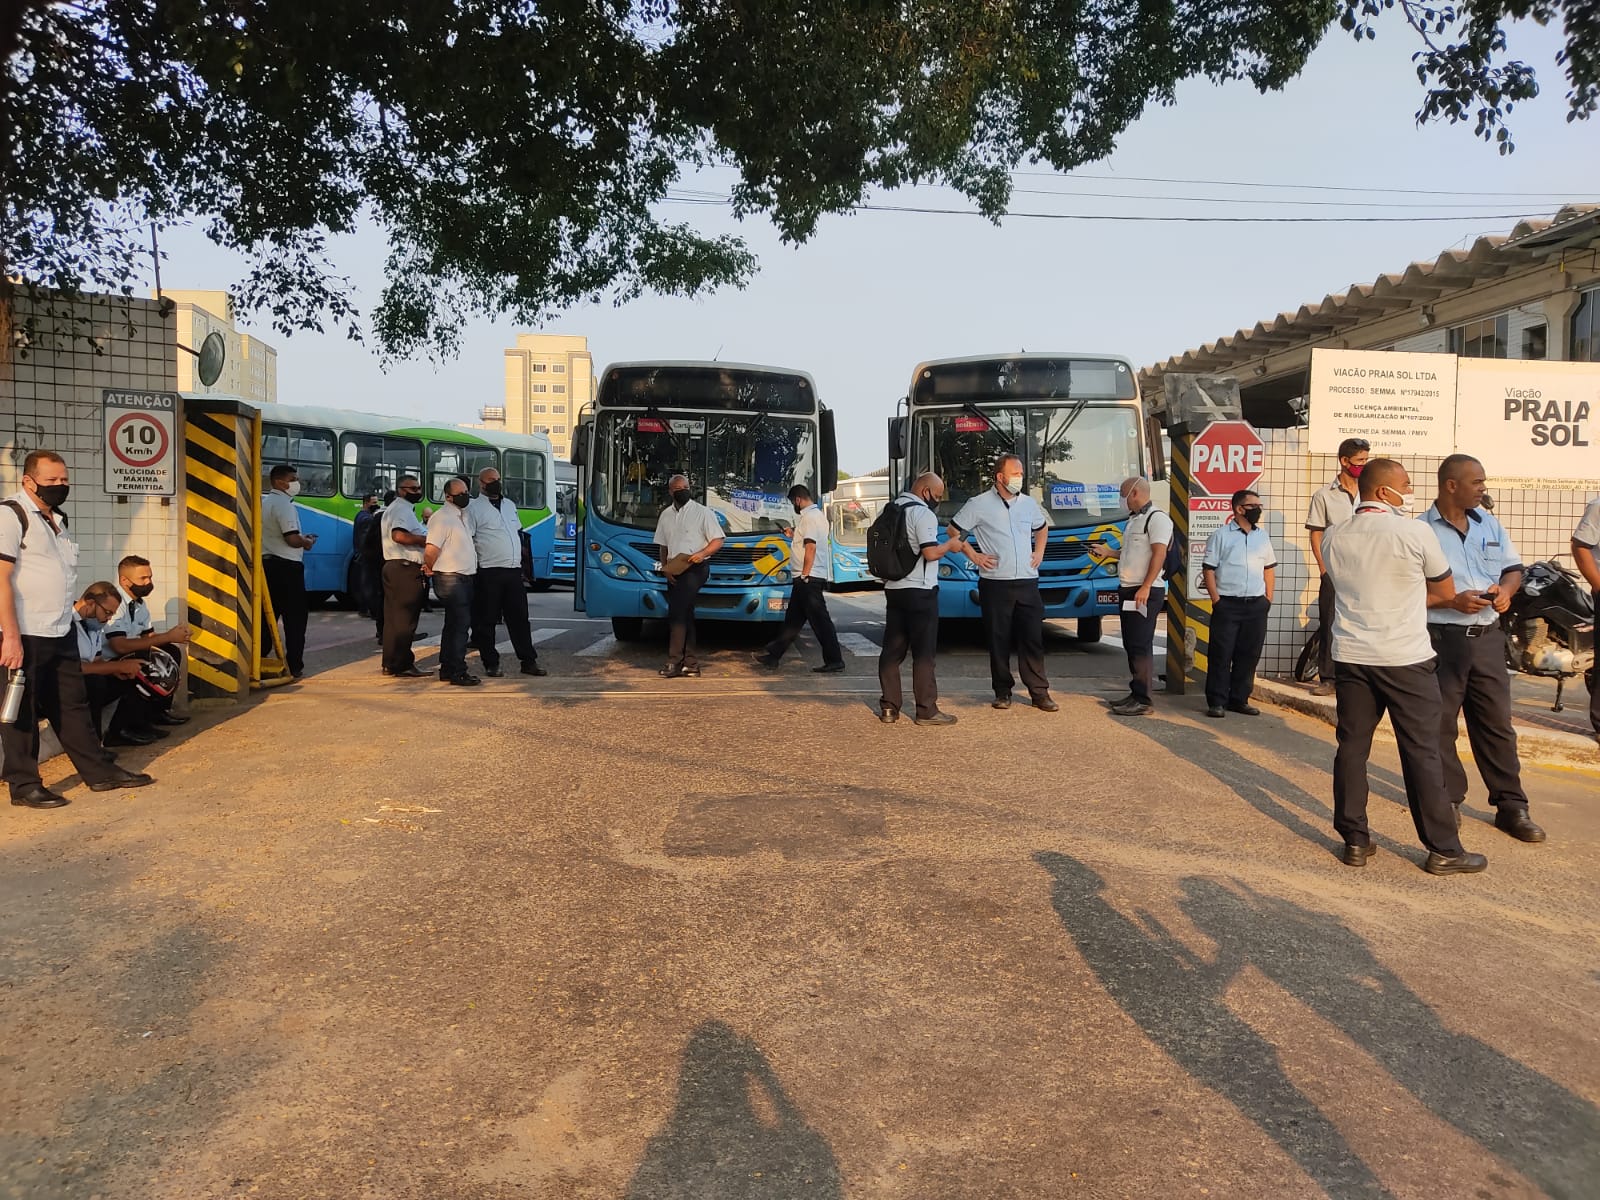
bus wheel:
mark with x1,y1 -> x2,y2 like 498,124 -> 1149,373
1076,616 -> 1102,644
611,616 -> 645,642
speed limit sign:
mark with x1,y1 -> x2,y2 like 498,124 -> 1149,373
103,390 -> 178,495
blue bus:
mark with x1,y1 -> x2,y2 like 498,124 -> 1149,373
826,474 -> 890,588
252,402 -> 555,602
545,460 -> 578,587
570,361 -> 839,640
888,354 -> 1147,641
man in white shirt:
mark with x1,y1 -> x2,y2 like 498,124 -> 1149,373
1304,437 -> 1369,694
652,474 -> 725,678
424,476 -> 480,686
1322,458 -> 1485,875
949,455 -> 1058,712
1572,495 -> 1600,748
380,475 -> 431,678
100,553 -> 189,744
1201,489 -> 1276,719
467,466 -> 545,678
754,484 -> 844,673
0,450 -> 150,807
878,473 -> 964,726
1097,476 -> 1172,716
261,464 -> 317,678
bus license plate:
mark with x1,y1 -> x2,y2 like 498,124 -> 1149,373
1096,590 -> 1119,606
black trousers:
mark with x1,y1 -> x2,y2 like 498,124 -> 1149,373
1118,585 -> 1164,705
471,566 -> 538,671
1592,589 -> 1600,739
381,561 -> 427,673
263,555 -> 309,676
363,557 -> 385,638
1431,624 -> 1528,811
665,562 -> 710,668
765,577 -> 843,666
1206,595 -> 1270,709
87,658 -> 169,735
879,587 -> 940,719
1,633 -> 118,795
1317,575 -> 1336,682
1332,659 -> 1464,856
977,578 -> 1049,699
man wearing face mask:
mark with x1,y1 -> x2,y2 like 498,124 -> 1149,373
424,476 -> 480,686
380,475 -> 431,678
653,474 -> 725,678
879,472 -> 965,725
949,454 -> 1058,713
0,451 -> 151,808
1322,458 -> 1486,875
753,484 -> 845,673
74,581 -> 146,738
1305,437 -> 1370,695
101,554 -> 190,744
1201,489 -> 1275,719
261,464 -> 317,679
468,466 -> 546,678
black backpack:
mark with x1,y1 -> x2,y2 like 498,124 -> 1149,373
866,497 -> 923,582
1130,508 -> 1181,584
356,510 -> 386,565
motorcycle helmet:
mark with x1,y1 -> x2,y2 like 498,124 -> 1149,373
135,646 -> 180,701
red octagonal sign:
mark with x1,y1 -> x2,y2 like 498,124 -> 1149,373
1191,420 -> 1265,497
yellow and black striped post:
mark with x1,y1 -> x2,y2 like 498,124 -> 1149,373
1164,433 -> 1212,694
182,399 -> 260,699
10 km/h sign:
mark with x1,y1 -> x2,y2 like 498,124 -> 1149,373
103,389 -> 178,496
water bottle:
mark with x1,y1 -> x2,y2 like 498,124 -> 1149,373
1,668 -> 25,724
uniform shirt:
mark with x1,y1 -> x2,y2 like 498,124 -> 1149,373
75,617 -> 107,663
789,504 -> 831,581
654,498 -> 723,560
950,489 -> 1047,581
1422,504 -> 1523,628
1322,503 -> 1453,666
105,583 -> 154,642
467,493 -> 524,570
426,506 -> 478,575
1304,479 -> 1358,535
1119,503 -> 1174,587
884,493 -> 940,591
1575,497 -> 1600,554
1202,520 -> 1276,598
382,496 -> 428,564
261,488 -> 303,563
0,490 -> 78,637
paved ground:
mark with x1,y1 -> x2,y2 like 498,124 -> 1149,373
3,589 -> 1598,1199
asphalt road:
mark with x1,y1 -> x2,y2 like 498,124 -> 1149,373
3,587 -> 1597,1199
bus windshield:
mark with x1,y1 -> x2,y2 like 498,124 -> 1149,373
592,411 -> 818,534
912,404 -> 1143,529
829,494 -> 886,546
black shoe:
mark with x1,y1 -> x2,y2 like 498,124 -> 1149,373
1110,700 -> 1152,717
992,693 -> 1012,710
752,654 -> 782,670
521,662 -> 548,677
914,711 -> 958,727
88,771 -> 155,792
444,673 -> 482,687
384,666 -> 428,678
1310,682 -> 1336,697
104,730 -> 158,747
1494,809 -> 1547,843
879,706 -> 900,724
1227,703 -> 1261,716
659,665 -> 683,678
1341,843 -> 1374,867
1031,694 -> 1060,713
141,726 -> 172,740
680,666 -> 702,678
1206,706 -> 1226,718
153,712 -> 189,726
11,786 -> 69,809
812,662 -> 846,674
1424,850 -> 1489,876
484,666 -> 505,678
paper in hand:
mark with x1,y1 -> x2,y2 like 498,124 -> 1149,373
1122,599 -> 1147,617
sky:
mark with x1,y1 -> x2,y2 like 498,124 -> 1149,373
159,16 -> 1600,477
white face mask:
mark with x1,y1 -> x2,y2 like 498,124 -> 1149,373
1003,475 -> 1023,496
286,480 -> 302,497
1384,487 -> 1413,515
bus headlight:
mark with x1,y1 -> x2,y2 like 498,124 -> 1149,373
774,570 -> 790,583
599,550 -> 615,564
939,563 -> 953,579
614,563 -> 629,576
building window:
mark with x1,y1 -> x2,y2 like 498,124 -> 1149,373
552,364 -> 566,373
531,384 -> 547,393
1521,324 -> 1548,361
552,384 -> 566,394
1447,314 -> 1508,358
552,405 -> 566,413
1573,287 -> 1600,362
531,404 -> 547,413
529,362 -> 548,373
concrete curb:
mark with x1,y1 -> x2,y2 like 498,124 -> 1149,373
1254,677 -> 1600,770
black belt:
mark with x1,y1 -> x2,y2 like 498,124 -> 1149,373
1431,623 -> 1495,638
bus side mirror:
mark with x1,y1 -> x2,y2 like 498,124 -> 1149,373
888,415 -> 907,461
819,408 -> 839,494
570,419 -> 590,468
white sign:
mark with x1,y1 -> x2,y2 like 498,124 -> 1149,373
1455,358 -> 1600,490
1187,496 -> 1232,595
103,389 -> 178,496
1308,348 -> 1457,456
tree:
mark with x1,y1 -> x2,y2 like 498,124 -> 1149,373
2,1 -> 1595,358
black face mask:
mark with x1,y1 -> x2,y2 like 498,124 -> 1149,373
403,491 -> 423,503
127,583 -> 155,599
32,483 -> 70,509
671,490 -> 691,509
449,493 -> 470,509
482,480 -> 502,499
1241,506 -> 1264,526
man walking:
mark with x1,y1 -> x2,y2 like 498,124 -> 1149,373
380,476 -> 430,679
468,466 -> 546,678
1305,437 -> 1368,695
1573,494 -> 1600,749
754,484 -> 844,673
653,474 -> 724,678
1098,476 -> 1170,716
261,464 -> 316,678
949,455 -> 1058,712
1322,458 -> 1486,875
878,473 -> 964,725
0,450 -> 152,807
1422,455 -> 1544,843
1201,489 -> 1275,719
425,477 -> 480,686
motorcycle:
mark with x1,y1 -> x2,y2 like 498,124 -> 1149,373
1502,556 -> 1596,712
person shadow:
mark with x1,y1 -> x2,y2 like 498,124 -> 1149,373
1036,852 -> 1600,1199
625,1020 -> 843,1199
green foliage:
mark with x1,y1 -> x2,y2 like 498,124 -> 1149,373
1,1 -> 1593,358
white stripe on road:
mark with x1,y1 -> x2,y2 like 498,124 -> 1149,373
490,628 -> 565,653
576,635 -> 617,657
836,632 -> 881,658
